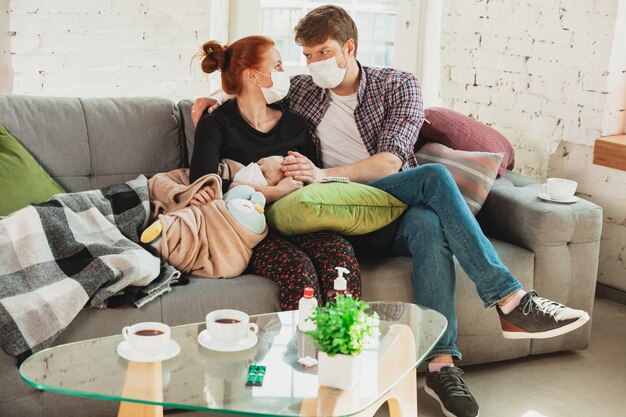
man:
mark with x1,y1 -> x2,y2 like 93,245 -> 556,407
192,6 -> 590,417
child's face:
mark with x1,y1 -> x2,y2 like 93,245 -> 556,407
257,156 -> 285,186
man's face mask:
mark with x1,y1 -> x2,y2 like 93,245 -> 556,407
307,43 -> 348,89
254,70 -> 290,104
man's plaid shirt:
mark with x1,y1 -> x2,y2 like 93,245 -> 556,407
283,63 -> 425,171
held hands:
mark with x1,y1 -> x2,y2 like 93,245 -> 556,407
191,98 -> 221,126
281,151 -> 324,184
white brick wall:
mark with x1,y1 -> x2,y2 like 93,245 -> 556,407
440,0 -> 619,175
0,0 -> 11,93
602,0 -> 626,135
438,0 -> 626,291
3,0 -> 229,100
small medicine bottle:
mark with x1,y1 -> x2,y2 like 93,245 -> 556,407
298,287 -> 318,331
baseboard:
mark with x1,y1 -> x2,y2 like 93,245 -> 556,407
596,283 -> 626,306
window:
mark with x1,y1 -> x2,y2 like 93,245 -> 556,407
229,0 -> 424,75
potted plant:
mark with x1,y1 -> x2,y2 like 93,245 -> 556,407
306,295 -> 379,390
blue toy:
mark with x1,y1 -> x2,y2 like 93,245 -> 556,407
223,185 -> 267,235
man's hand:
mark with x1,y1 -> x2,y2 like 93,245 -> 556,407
191,98 -> 221,126
281,151 -> 325,184
190,185 -> 217,206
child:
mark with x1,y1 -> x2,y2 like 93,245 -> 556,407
143,170 -> 267,278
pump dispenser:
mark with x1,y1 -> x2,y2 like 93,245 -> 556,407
327,266 -> 351,303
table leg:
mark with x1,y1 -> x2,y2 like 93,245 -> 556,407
376,324 -> 417,417
301,324 -> 418,417
117,361 -> 164,417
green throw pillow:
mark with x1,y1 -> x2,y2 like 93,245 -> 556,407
265,182 -> 407,236
0,125 -> 65,216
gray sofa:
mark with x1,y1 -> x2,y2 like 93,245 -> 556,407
0,94 -> 603,417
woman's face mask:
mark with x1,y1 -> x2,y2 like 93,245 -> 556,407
254,70 -> 290,104
307,43 -> 348,89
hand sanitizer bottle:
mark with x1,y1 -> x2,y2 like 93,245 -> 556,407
298,287 -> 318,331
326,266 -> 351,303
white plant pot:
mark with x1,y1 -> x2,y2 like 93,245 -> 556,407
317,351 -> 362,390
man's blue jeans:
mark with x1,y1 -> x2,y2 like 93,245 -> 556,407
368,164 -> 522,360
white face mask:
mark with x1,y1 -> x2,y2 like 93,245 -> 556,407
255,70 -> 290,104
307,43 -> 348,89
233,162 -> 268,186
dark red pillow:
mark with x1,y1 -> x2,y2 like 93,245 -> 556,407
417,107 -> 515,177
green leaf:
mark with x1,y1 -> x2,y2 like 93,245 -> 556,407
305,295 -> 379,356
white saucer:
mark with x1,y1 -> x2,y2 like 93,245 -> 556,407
538,193 -> 579,204
117,339 -> 181,362
197,329 -> 258,352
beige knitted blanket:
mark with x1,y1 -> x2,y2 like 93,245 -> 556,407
148,169 -> 267,278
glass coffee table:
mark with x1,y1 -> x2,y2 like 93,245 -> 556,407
20,302 -> 446,417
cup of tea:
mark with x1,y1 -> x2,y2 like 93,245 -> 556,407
205,309 -> 259,347
122,322 -> 171,356
542,178 -> 577,200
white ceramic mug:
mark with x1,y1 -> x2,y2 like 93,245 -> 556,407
205,309 -> 258,347
542,178 -> 577,200
122,322 -> 171,356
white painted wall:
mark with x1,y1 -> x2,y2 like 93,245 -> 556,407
5,0 -> 229,100
420,0 -> 443,108
435,0 -> 626,292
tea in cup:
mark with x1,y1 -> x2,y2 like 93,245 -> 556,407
122,322 -> 171,356
206,309 -> 258,347
542,178 -> 577,200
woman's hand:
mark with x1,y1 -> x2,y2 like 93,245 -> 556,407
274,176 -> 303,198
190,185 -> 216,206
281,151 -> 324,184
191,98 -> 221,126
227,179 -> 300,203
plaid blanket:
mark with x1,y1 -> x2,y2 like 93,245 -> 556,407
0,176 -> 180,358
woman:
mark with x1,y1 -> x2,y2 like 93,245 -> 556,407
190,36 -> 361,310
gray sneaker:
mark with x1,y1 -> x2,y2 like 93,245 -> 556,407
425,366 -> 479,417
497,290 -> 590,339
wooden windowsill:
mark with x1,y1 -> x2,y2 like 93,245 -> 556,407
593,134 -> 626,171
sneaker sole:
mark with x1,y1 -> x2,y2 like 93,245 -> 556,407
502,312 -> 590,339
424,385 -> 480,417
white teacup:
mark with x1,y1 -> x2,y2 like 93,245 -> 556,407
206,309 -> 258,347
542,178 -> 577,200
122,322 -> 171,356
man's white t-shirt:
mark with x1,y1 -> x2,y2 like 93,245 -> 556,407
316,90 -> 370,168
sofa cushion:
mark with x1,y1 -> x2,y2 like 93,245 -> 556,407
80,97 -> 185,189
415,142 -> 503,215
0,95 -> 92,192
418,107 -> 514,177
265,182 -> 407,236
0,95 -> 187,193
0,125 -> 65,216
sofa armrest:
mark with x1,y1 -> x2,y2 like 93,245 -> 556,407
478,171 -> 603,354
478,172 -> 603,250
